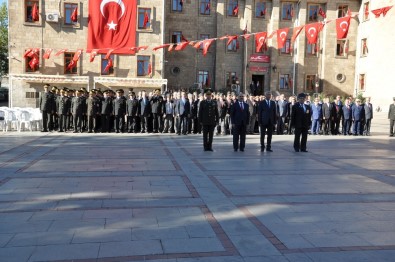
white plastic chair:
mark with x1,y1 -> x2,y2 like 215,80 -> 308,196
18,110 -> 33,132
5,109 -> 19,132
31,108 -> 42,131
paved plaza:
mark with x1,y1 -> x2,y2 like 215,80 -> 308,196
0,112 -> 394,262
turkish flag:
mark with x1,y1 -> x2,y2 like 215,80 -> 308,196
227,36 -> 238,47
89,49 -> 99,62
242,34 -> 252,40
305,23 -> 321,44
371,8 -> 383,18
233,4 -> 239,16
336,16 -> 351,39
255,32 -> 267,52
175,41 -> 189,51
66,60 -> 77,72
202,39 -> 214,56
205,3 -> 210,12
153,44 -> 171,51
105,49 -> 115,59
193,41 -> 203,49
43,48 -> 53,59
104,57 -> 113,72
32,3 -> 39,21
382,6 -> 393,17
318,7 -> 326,19
88,0 -> 137,54
291,25 -> 304,44
71,7 -> 78,22
147,63 -> 152,75
130,46 -> 148,52
55,49 -> 68,56
277,28 -> 289,49
143,11 -> 149,28
73,49 -> 83,62
29,54 -> 39,70
23,48 -> 33,58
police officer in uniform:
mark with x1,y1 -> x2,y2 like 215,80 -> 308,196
291,93 -> 312,152
198,89 -> 219,151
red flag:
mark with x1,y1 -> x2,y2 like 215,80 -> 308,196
103,57 -> 113,73
305,23 -> 321,44
55,49 -> 68,56
227,35 -> 238,47
23,48 -> 33,58
29,54 -> 39,70
268,31 -> 276,39
335,16 -> 351,39
87,0 -> 137,54
105,49 -> 115,59
205,74 -> 210,87
89,49 -> 99,62
290,6 -> 294,17
153,44 -> 171,51
143,11 -> 149,28
219,35 -> 229,41
193,41 -> 203,49
346,9 -> 352,17
71,7 -> 78,22
202,39 -> 214,56
233,4 -> 239,16
261,6 -> 266,16
318,7 -> 326,19
179,0 -> 184,6
32,3 -> 39,21
66,60 -> 77,72
382,6 -> 393,17
175,41 -> 189,51
43,48 -> 53,59
242,34 -> 252,40
291,25 -> 304,44
130,46 -> 148,52
205,3 -> 210,12
364,4 -> 369,17
147,63 -> 152,75
168,45 -> 175,52
243,24 -> 247,35
255,32 -> 267,52
277,28 -> 289,49
181,35 -> 188,42
371,8 -> 383,18
73,49 -> 83,62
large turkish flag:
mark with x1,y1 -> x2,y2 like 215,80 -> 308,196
87,0 -> 137,54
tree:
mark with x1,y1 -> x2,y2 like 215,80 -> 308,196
0,3 -> 9,82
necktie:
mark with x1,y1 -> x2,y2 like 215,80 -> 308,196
240,102 -> 243,111
267,100 -> 270,107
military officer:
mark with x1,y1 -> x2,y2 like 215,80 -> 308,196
101,90 -> 113,133
389,97 -> 395,137
39,84 -> 56,132
126,91 -> 139,133
86,90 -> 100,133
113,89 -> 127,133
71,90 -> 86,133
198,89 -> 219,151
56,88 -> 71,132
291,93 -> 312,152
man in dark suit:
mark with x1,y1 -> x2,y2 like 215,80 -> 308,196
39,84 -> 55,132
56,88 -> 71,132
113,89 -> 127,133
176,91 -> 190,135
198,89 -> 219,151
322,97 -> 336,135
352,99 -> 365,136
150,89 -> 162,133
333,95 -> 343,135
86,90 -> 100,133
363,97 -> 373,136
291,93 -> 312,152
389,97 -> 395,137
230,93 -> 250,152
101,90 -> 113,133
342,99 -> 352,135
126,92 -> 139,133
258,91 -> 277,152
139,90 -> 151,133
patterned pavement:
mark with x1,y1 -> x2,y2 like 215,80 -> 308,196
0,112 -> 394,262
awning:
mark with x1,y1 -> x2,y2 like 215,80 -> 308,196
94,77 -> 167,88
9,74 -> 90,84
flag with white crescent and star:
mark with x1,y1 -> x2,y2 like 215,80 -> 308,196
305,22 -> 321,44
335,16 -> 351,40
87,0 -> 137,54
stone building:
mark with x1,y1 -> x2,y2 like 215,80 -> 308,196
7,0 -> 395,108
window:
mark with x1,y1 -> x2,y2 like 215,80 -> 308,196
64,52 -> 77,74
171,31 -> 182,44
25,49 -> 40,73
227,39 -> 238,52
198,70 -> 210,87
359,74 -> 366,91
226,72 -> 237,89
200,0 -> 211,15
255,1 -> 267,18
308,4 -> 320,22
227,0 -> 239,17
137,56 -> 151,76
305,75 -> 316,92
306,42 -> 318,56
199,34 -> 210,49
361,38 -> 368,56
280,39 -> 291,54
281,2 -> 294,21
363,2 -> 370,21
172,0 -> 183,12
25,0 -> 39,23
336,39 -> 348,57
101,55 -> 114,76
64,3 -> 78,25
138,8 -> 151,29
338,5 -> 349,18
26,92 -> 39,99
280,74 -> 291,90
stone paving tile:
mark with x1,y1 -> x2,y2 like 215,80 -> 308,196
176,257 -> 244,262
132,226 -> 189,240
0,233 -> 14,247
305,251 -> 374,262
98,240 -> 163,257
28,243 -> 100,262
7,231 -> 74,247
0,220 -> 52,234
0,246 -> 35,262
227,234 -> 281,257
161,237 -> 225,253
72,228 -> 132,243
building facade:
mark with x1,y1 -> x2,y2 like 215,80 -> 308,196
7,0 -> 395,108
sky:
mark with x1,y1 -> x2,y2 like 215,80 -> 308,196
0,0 -> 6,6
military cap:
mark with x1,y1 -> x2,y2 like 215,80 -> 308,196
62,87 -> 68,92
103,90 -> 109,94
116,89 -> 124,93
76,90 -> 83,93
204,88 -> 213,95
297,93 -> 306,99
51,86 -> 58,91
129,91 -> 135,96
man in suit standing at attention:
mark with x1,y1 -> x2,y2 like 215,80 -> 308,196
230,93 -> 250,152
198,89 -> 219,151
291,93 -> 312,152
352,99 -> 365,136
389,97 -> 395,137
177,90 -> 191,135
258,91 -> 277,152
363,97 -> 373,136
